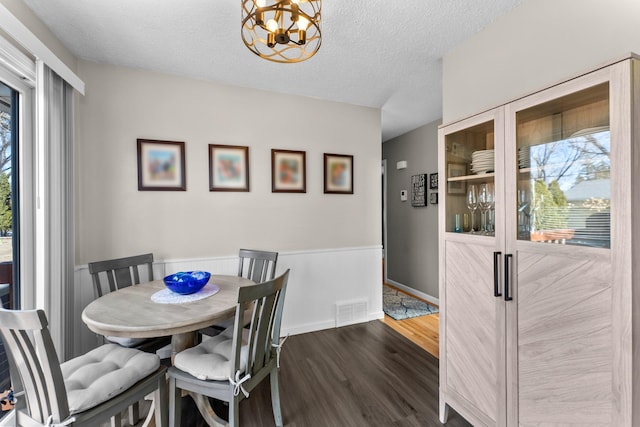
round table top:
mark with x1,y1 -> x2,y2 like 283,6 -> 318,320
82,274 -> 254,339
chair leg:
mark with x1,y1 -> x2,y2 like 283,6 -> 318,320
229,397 -> 240,427
110,412 -> 122,427
270,369 -> 283,427
169,377 -> 182,427
128,401 -> 140,425
155,375 -> 168,427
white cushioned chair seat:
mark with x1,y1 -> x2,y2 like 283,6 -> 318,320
174,327 -> 249,381
105,335 -> 148,347
61,343 -> 160,414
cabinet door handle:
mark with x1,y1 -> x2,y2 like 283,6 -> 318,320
504,253 -> 513,301
493,251 -> 502,297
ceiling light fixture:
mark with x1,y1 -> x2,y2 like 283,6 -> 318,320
241,0 -> 322,63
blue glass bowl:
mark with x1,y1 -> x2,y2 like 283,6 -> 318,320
163,271 -> 211,295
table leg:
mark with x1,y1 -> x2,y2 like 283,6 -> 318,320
188,392 -> 227,427
135,331 -> 196,427
171,331 -> 197,364
171,332 -> 226,427
141,398 -> 155,427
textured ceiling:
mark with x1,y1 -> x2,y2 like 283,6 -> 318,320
22,0 -> 523,141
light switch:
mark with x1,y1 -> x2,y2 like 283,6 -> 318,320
400,190 -> 407,201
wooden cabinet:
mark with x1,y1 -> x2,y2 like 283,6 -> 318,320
438,55 -> 639,426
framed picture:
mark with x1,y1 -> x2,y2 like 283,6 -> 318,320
272,149 -> 306,193
208,144 -> 249,192
411,174 -> 426,207
447,162 -> 467,195
324,153 -> 353,194
430,192 -> 438,204
429,172 -> 438,190
137,139 -> 186,191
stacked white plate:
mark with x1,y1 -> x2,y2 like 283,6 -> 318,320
470,149 -> 494,174
569,125 -> 609,138
518,146 -> 530,169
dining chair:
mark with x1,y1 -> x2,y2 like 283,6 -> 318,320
88,253 -> 171,354
0,308 -> 168,427
237,249 -> 279,283
88,253 -> 171,424
200,249 -> 279,337
168,269 -> 290,427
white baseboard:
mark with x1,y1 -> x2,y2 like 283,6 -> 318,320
281,319 -> 336,336
385,279 -> 439,306
369,311 -> 385,321
282,311 -> 384,337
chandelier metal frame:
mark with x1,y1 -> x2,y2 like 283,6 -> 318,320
241,0 -> 322,63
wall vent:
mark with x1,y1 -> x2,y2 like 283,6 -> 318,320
335,299 -> 368,327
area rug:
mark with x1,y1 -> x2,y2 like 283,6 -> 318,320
383,286 -> 439,320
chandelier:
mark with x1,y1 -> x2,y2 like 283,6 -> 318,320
241,0 -> 322,63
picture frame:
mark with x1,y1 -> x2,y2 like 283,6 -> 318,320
430,192 -> 438,204
411,174 -> 427,207
323,153 -> 354,194
208,144 -> 250,192
137,139 -> 186,191
272,149 -> 306,193
447,162 -> 467,195
429,172 -> 438,190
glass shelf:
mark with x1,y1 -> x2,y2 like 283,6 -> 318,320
448,173 -> 495,182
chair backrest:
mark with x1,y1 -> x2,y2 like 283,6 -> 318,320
88,253 -> 154,298
0,309 -> 70,424
237,249 -> 278,283
230,269 -> 289,380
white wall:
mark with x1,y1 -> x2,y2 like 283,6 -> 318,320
73,61 -> 383,355
443,0 -> 640,123
382,120 -> 440,302
75,61 -> 381,261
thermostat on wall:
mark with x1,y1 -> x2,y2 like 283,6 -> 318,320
396,160 -> 407,170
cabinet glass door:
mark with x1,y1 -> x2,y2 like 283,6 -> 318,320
445,120 -> 497,235
515,83 -> 610,248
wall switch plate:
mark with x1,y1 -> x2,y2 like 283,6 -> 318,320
400,190 -> 407,201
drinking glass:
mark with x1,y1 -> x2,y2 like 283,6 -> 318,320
478,184 -> 491,234
488,183 -> 495,235
466,184 -> 478,233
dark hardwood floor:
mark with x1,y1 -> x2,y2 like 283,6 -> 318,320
220,320 -> 470,427
121,320 -> 471,426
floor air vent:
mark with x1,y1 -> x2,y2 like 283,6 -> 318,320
335,300 -> 368,327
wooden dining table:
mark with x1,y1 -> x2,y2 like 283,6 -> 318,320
82,274 -> 255,427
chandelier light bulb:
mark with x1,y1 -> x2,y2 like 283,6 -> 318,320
297,15 -> 309,31
266,18 -> 279,33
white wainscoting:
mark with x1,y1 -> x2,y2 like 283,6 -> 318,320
73,246 -> 383,357
385,279 -> 440,307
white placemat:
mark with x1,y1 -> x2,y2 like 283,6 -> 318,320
151,283 -> 220,304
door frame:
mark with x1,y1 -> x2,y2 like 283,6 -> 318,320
0,50 -> 35,311
381,159 -> 388,283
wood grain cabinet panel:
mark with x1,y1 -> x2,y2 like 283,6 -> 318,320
445,240 -> 500,423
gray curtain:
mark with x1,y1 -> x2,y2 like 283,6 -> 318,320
40,63 -> 74,361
